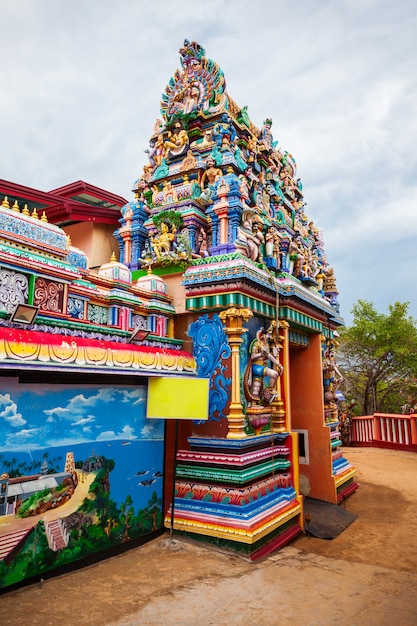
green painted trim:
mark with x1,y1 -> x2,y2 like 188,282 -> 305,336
132,264 -> 187,280
278,306 -> 323,333
28,274 -> 35,304
176,458 -> 291,484
186,294 -> 276,317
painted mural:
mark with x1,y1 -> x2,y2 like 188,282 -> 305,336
0,380 -> 164,589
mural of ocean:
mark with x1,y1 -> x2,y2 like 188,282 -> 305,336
0,438 -> 164,514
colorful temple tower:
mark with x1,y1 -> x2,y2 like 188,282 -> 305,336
115,40 -> 358,559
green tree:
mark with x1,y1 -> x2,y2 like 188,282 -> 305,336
120,495 -> 134,542
338,300 -> 417,415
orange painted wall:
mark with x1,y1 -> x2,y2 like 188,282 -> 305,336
289,333 -> 337,503
64,223 -> 118,269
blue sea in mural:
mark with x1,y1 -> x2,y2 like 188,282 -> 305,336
0,380 -> 165,516
0,438 -> 164,513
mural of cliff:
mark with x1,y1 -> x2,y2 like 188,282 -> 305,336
0,381 -> 164,589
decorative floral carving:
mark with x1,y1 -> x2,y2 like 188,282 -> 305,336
88,304 -> 108,325
34,278 -> 64,313
188,313 -> 231,422
0,270 -> 29,313
67,296 -> 85,319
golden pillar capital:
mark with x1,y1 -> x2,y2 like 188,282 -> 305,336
219,307 -> 252,334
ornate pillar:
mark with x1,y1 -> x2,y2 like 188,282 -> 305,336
213,179 -> 230,245
271,320 -> 288,433
119,210 -> 132,265
219,306 -> 252,439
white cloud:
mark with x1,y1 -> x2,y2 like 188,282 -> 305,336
96,425 -> 137,441
71,415 -> 96,426
0,393 -> 26,427
96,430 -> 116,441
141,421 -> 164,440
43,388 -> 120,421
12,428 -> 38,438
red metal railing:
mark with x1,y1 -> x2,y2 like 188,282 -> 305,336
350,413 -> 417,452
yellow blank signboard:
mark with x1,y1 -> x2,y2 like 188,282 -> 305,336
147,377 -> 210,420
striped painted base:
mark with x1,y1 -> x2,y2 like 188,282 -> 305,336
165,433 -> 303,560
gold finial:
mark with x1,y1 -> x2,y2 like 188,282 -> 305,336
32,207 -> 39,219
12,200 -> 20,213
1,196 -> 10,209
41,211 -> 48,222
66,234 -> 72,248
110,251 -> 117,263
22,204 -> 30,215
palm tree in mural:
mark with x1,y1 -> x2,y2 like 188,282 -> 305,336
0,456 -> 19,477
40,451 -> 63,474
120,495 -> 134,542
148,492 -> 161,532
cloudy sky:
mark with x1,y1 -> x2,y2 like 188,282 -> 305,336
0,383 -> 162,452
1,0 -> 416,324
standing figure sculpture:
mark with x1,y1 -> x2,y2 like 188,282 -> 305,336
244,323 -> 283,405
243,322 -> 284,433
323,344 -> 344,422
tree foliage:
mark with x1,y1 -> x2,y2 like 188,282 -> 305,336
337,300 -> 417,415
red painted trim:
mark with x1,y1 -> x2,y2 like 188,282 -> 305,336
337,482 -> 359,503
249,524 -> 302,561
0,179 -> 127,226
49,180 -> 127,206
0,326 -> 190,358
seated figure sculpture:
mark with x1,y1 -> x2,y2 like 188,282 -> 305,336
151,222 -> 176,258
234,210 -> 264,262
164,122 -> 189,157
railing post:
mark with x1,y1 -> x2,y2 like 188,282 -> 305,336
411,414 -> 417,445
373,413 -> 382,442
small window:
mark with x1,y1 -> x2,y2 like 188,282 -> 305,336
293,429 -> 309,465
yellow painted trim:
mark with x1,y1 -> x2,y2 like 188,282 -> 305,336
165,503 -> 302,544
335,467 -> 357,487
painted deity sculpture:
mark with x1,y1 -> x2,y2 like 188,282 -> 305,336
243,321 -> 284,432
235,210 -> 264,262
163,122 -> 189,157
323,342 -> 344,422
151,222 -> 176,257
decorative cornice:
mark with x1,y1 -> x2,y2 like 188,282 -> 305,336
0,326 -> 194,374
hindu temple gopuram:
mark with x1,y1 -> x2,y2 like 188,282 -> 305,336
0,40 -> 357,588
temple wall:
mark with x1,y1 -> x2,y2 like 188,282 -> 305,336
289,333 -> 337,503
64,223 -> 118,269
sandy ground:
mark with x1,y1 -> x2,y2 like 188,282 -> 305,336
0,447 -> 416,626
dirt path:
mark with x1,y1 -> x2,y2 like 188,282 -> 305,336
0,448 -> 416,626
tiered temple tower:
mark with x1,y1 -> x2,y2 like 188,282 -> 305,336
115,40 -> 357,559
